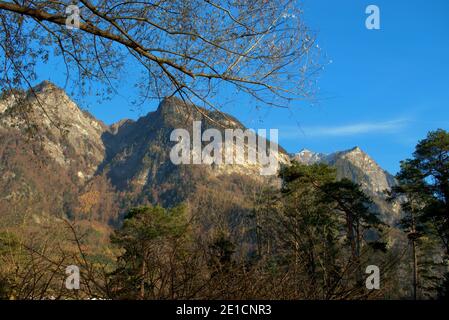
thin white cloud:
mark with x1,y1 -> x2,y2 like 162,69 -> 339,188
281,118 -> 409,138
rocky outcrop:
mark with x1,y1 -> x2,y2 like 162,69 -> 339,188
0,81 -> 107,181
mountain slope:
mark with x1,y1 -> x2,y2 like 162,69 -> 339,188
100,96 -> 289,206
0,82 -> 115,223
0,81 -> 107,181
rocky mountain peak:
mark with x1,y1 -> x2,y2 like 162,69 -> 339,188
155,96 -> 195,121
334,147 -> 381,171
298,148 -> 313,154
0,81 -> 66,116
33,80 -> 61,93
154,97 -> 245,131
338,146 -> 365,157
293,148 -> 325,165
109,118 -> 135,134
0,81 -> 108,180
29,81 -> 105,127
346,146 -> 362,153
31,81 -> 78,114
157,96 -> 186,111
327,147 -> 397,195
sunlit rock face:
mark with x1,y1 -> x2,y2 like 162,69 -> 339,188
326,147 -> 397,195
0,81 -> 108,180
101,96 -> 290,204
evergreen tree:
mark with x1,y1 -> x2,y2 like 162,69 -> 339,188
392,129 -> 449,299
110,205 -> 192,299
321,178 -> 385,283
268,162 -> 387,298
276,162 -> 341,298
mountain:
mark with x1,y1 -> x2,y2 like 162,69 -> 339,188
99,96 -> 289,208
0,81 -> 400,227
0,82 -> 113,223
0,82 -> 287,225
293,146 -> 401,223
294,146 -> 396,194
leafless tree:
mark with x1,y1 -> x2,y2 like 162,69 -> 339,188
0,0 -> 321,115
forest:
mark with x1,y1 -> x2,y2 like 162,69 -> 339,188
0,129 -> 448,300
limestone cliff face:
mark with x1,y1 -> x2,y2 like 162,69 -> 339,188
100,96 -> 289,206
0,81 -> 107,181
0,82 -> 113,222
326,147 -> 397,195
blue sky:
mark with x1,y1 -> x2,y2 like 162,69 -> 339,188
33,0 -> 449,174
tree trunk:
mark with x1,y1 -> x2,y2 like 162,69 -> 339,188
412,239 -> 418,300
140,250 -> 147,299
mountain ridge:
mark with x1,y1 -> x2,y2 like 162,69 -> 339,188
0,81 -> 400,225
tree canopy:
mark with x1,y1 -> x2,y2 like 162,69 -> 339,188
393,129 -> 449,254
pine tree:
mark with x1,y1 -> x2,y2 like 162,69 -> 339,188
391,129 -> 449,299
268,162 -> 387,298
321,178 -> 385,284
110,205 -> 191,299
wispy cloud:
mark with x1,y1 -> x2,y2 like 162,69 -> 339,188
281,118 -> 410,139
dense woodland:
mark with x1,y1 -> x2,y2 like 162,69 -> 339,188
0,129 -> 448,300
